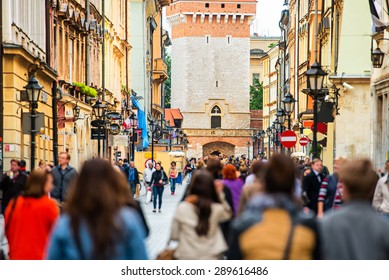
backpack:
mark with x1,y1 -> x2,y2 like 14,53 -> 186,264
121,164 -> 130,181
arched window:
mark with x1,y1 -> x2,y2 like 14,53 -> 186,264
211,106 -> 221,129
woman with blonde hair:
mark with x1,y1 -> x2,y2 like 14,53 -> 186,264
5,169 -> 59,259
46,158 -> 148,259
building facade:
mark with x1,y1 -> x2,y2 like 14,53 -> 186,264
167,0 -> 256,158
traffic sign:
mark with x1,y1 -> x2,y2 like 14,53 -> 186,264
299,137 -> 309,147
281,130 -> 297,148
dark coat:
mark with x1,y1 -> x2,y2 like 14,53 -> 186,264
121,164 -> 140,184
0,172 -> 28,214
302,170 -> 325,214
51,165 -> 78,202
150,170 -> 168,187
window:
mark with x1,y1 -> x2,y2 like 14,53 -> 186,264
205,3 -> 209,8
211,106 -> 222,128
227,35 -> 232,45
252,73 -> 260,84
221,4 -> 225,8
206,35 -> 211,44
237,4 -> 241,8
211,116 -> 221,128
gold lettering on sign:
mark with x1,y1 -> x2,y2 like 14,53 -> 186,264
184,129 -> 252,137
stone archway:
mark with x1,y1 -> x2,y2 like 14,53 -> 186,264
203,142 -> 235,157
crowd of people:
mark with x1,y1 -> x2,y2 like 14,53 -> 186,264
1,151 -> 389,260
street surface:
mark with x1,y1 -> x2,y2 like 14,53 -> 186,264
137,181 -> 188,260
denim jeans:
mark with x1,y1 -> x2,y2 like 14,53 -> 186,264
153,185 -> 164,210
170,178 -> 177,193
129,181 -> 136,196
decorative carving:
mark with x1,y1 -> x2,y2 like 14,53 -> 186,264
203,142 -> 235,157
184,129 -> 252,137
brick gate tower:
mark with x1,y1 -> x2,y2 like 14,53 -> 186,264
167,1 -> 256,159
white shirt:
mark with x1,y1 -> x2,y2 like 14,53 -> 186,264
373,174 -> 389,214
143,167 -> 155,183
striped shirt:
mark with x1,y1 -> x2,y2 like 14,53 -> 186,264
318,177 -> 344,209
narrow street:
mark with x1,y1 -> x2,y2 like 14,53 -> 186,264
137,181 -> 188,259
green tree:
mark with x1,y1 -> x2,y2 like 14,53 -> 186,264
164,52 -> 171,108
250,78 -> 263,110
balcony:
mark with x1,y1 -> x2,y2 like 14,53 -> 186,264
157,0 -> 172,7
152,58 -> 168,83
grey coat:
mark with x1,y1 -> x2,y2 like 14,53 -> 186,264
51,165 -> 78,202
321,201 -> 389,260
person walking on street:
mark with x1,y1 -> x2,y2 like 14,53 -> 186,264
0,159 -> 28,215
46,159 -> 148,260
50,152 -> 78,207
169,161 -> 179,195
222,164 -> 244,217
317,157 -> 346,218
372,160 -> 389,218
143,161 -> 155,201
302,158 -> 325,215
150,163 -> 168,213
169,170 -> 232,259
321,159 -> 389,259
123,160 -> 140,197
5,169 -> 59,260
229,154 -> 322,260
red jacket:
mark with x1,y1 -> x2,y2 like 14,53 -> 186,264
5,196 -> 59,260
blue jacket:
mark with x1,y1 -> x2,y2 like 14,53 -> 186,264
46,207 -> 148,260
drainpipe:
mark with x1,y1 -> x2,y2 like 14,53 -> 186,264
295,0 -> 300,121
102,0 -> 105,100
86,0 -> 90,84
125,0 -> 130,160
45,0 -> 51,67
0,2 -> 4,174
52,82 -> 59,166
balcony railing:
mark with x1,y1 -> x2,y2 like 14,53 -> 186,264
153,58 -> 168,82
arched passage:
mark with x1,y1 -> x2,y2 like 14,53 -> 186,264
203,142 -> 235,157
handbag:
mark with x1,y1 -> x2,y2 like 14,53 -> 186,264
145,186 -> 152,204
282,217 -> 296,260
156,248 -> 175,260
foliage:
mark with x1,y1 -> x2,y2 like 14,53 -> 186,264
164,52 -> 171,108
250,78 -> 263,110
73,82 -> 97,98
309,144 -> 323,158
268,43 -> 277,48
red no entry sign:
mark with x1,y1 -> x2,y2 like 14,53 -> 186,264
281,130 -> 297,148
299,137 -> 309,147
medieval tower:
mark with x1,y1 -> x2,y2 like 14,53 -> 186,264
167,1 -> 256,158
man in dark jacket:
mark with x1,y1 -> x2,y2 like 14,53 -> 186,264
50,152 -> 78,204
0,159 -> 28,214
302,158 -> 325,214
124,160 -> 139,197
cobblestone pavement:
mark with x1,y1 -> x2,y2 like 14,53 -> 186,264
136,180 -> 188,260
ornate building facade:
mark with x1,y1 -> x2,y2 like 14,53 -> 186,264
167,0 -> 256,158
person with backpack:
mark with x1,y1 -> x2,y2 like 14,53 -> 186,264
121,159 -> 140,197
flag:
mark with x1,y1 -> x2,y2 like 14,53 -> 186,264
122,116 -> 131,130
131,96 -> 149,149
369,0 -> 389,32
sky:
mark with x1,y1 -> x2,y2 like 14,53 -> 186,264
253,0 -> 285,37
163,0 -> 285,37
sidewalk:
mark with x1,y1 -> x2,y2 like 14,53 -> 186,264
137,180 -> 188,260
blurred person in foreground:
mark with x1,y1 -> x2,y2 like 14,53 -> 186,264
46,159 -> 148,260
321,159 -> 389,260
170,170 -> 232,259
5,169 -> 59,259
229,154 -> 321,260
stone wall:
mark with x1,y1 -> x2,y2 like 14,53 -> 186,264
171,37 -> 251,129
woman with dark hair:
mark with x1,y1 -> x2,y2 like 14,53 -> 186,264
169,170 -> 232,259
46,159 -> 148,260
150,163 -> 168,213
5,169 -> 59,259
229,154 -> 321,260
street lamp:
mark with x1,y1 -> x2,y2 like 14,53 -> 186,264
24,75 -> 43,170
247,141 -> 251,160
282,92 -> 296,130
305,61 -> 327,159
266,127 -> 272,158
259,130 -> 266,158
149,120 -> 158,164
129,113 -> 138,161
92,99 -> 106,158
371,47 -> 385,68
